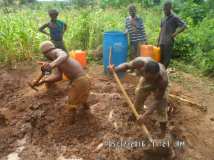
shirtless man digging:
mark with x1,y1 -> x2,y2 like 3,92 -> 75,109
109,57 -> 168,138
30,41 -> 91,122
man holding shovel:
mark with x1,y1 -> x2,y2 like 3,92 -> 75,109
29,41 -> 91,122
109,57 -> 168,138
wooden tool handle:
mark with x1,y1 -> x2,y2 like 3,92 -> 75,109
109,47 -> 153,142
112,70 -> 153,142
32,73 -> 44,86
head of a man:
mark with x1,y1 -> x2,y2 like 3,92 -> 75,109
48,9 -> 59,21
163,1 -> 172,16
128,4 -> 137,18
40,41 -> 56,60
143,61 -> 160,81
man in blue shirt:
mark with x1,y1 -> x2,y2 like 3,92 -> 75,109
39,9 -> 67,52
125,4 -> 147,60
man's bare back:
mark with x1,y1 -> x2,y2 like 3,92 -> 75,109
44,48 -> 85,82
113,57 -> 168,91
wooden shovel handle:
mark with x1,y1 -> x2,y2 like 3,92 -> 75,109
109,47 -> 153,142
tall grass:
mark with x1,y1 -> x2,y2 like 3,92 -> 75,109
0,4 -> 161,63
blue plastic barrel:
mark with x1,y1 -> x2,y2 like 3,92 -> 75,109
103,31 -> 128,77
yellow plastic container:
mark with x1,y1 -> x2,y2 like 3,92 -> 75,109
152,46 -> 161,62
63,50 -> 87,80
140,45 -> 153,57
140,45 -> 160,62
74,50 -> 87,68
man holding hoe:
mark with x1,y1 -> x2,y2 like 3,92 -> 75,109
109,57 -> 168,138
29,41 -> 91,122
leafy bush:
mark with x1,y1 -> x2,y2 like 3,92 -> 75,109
99,0 -> 143,8
174,16 -> 214,75
71,0 -> 96,8
0,2 -> 213,76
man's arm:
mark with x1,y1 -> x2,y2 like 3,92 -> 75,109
124,18 -> 129,35
39,23 -> 49,36
138,83 -> 167,122
172,17 -> 187,38
109,58 -> 145,73
157,20 -> 163,46
114,62 -> 135,72
50,51 -> 68,69
157,32 -> 161,46
63,23 -> 67,33
172,25 -> 186,38
40,68 -> 63,84
144,88 -> 165,116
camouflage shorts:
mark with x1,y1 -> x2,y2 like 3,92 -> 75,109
134,77 -> 168,122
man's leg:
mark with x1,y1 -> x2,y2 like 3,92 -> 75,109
134,78 -> 151,113
164,44 -> 173,68
130,42 -> 138,60
160,44 -> 172,68
66,104 -> 77,124
156,97 -> 168,138
137,41 -> 143,57
52,40 -> 67,52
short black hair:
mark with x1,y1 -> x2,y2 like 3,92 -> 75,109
164,1 -> 172,8
144,61 -> 160,74
128,4 -> 136,11
48,9 -> 59,15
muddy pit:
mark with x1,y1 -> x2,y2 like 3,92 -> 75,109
0,63 -> 214,160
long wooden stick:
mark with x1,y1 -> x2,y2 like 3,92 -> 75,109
109,47 -> 153,142
28,73 -> 44,91
169,94 -> 206,111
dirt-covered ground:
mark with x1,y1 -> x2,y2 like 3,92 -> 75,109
0,63 -> 214,160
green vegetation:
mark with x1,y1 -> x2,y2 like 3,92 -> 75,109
0,0 -> 213,76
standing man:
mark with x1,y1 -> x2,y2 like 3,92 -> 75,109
39,9 -> 67,52
125,4 -> 147,60
158,1 -> 186,68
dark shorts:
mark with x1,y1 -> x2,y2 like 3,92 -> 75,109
134,77 -> 168,123
52,40 -> 67,52
130,41 -> 144,60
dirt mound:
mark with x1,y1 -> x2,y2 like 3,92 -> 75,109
0,63 -> 214,160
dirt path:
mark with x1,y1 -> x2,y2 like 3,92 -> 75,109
0,63 -> 214,160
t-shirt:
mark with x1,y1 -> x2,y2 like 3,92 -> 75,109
125,16 -> 147,43
159,14 -> 186,45
48,20 -> 65,41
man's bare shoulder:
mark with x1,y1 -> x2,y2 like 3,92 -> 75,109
54,49 -> 67,56
131,57 -> 153,66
